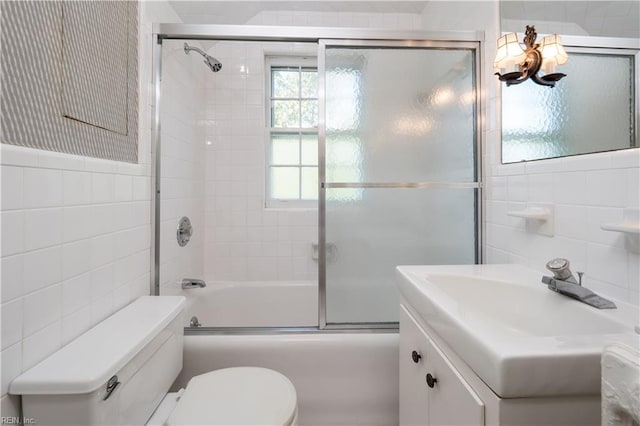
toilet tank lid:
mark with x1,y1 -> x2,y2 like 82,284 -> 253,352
10,296 -> 185,395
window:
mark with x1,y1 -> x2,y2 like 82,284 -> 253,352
266,57 -> 318,208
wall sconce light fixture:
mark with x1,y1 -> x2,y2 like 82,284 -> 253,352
494,25 -> 568,87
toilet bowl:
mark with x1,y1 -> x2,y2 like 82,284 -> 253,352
150,367 -> 298,426
10,296 -> 298,426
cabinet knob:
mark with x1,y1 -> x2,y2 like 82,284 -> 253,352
411,350 -> 422,363
426,373 -> 438,388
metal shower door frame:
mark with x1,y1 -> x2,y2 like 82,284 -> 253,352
317,38 -> 483,329
150,24 -> 485,333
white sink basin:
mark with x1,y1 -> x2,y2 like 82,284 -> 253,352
396,264 -> 639,398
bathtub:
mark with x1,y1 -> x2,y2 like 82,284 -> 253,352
181,280 -> 318,327
167,280 -> 400,425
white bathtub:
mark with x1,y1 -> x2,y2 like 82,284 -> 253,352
167,281 -> 400,425
181,280 -> 318,327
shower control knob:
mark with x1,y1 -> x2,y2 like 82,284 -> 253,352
411,350 -> 422,363
177,216 -> 193,247
426,373 -> 438,388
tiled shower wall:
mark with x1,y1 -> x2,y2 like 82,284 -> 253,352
0,0 -> 184,417
202,41 -> 318,282
158,40 -> 206,290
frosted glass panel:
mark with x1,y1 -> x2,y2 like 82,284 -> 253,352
325,48 -> 477,183
502,53 -> 635,163
325,188 -> 477,323
323,45 -> 478,325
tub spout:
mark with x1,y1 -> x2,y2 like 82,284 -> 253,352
182,278 -> 206,289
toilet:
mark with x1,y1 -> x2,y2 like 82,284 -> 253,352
10,296 -> 298,426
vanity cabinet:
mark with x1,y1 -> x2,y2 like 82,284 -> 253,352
400,305 -> 484,425
399,303 -> 601,426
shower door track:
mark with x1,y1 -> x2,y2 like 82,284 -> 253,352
184,326 -> 400,335
151,24 -> 485,333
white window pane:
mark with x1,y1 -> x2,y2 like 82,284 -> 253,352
272,134 -> 300,165
301,134 -> 318,165
272,100 -> 300,128
301,70 -> 317,98
272,69 -> 299,98
271,167 -> 300,199
301,167 -> 318,199
301,100 -> 318,128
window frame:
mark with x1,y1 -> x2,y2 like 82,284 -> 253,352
265,56 -> 319,209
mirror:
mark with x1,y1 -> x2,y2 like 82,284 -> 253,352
499,1 -> 639,163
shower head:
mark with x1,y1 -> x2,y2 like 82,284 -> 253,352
203,55 -> 222,73
184,43 -> 222,73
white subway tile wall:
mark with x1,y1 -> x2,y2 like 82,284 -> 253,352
485,149 -> 640,306
0,145 -> 152,405
201,40 -> 319,283
157,39 -> 206,290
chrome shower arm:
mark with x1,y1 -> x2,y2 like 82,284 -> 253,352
183,43 -> 207,58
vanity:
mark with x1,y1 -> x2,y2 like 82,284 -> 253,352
396,264 -> 638,426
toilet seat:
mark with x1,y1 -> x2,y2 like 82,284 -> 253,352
166,367 -> 298,426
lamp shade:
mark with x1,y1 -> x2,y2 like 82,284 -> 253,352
540,34 -> 568,65
494,33 -> 526,69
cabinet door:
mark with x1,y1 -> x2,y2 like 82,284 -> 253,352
400,305 -> 485,426
399,306 -> 430,425
425,333 -> 485,425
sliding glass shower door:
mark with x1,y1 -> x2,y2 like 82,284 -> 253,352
319,41 -> 480,326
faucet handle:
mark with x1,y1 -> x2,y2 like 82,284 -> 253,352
577,271 -> 584,286
546,258 -> 573,280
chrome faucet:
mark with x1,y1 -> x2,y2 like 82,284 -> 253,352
181,278 -> 206,289
541,258 -> 616,309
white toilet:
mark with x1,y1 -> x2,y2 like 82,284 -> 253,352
10,296 -> 298,426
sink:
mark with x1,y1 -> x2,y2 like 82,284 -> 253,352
396,264 -> 639,398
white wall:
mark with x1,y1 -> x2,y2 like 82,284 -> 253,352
0,0 -> 184,418
247,10 -> 423,28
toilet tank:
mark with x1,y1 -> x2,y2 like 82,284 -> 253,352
10,296 -> 185,426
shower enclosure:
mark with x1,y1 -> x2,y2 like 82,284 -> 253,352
152,25 -> 483,331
